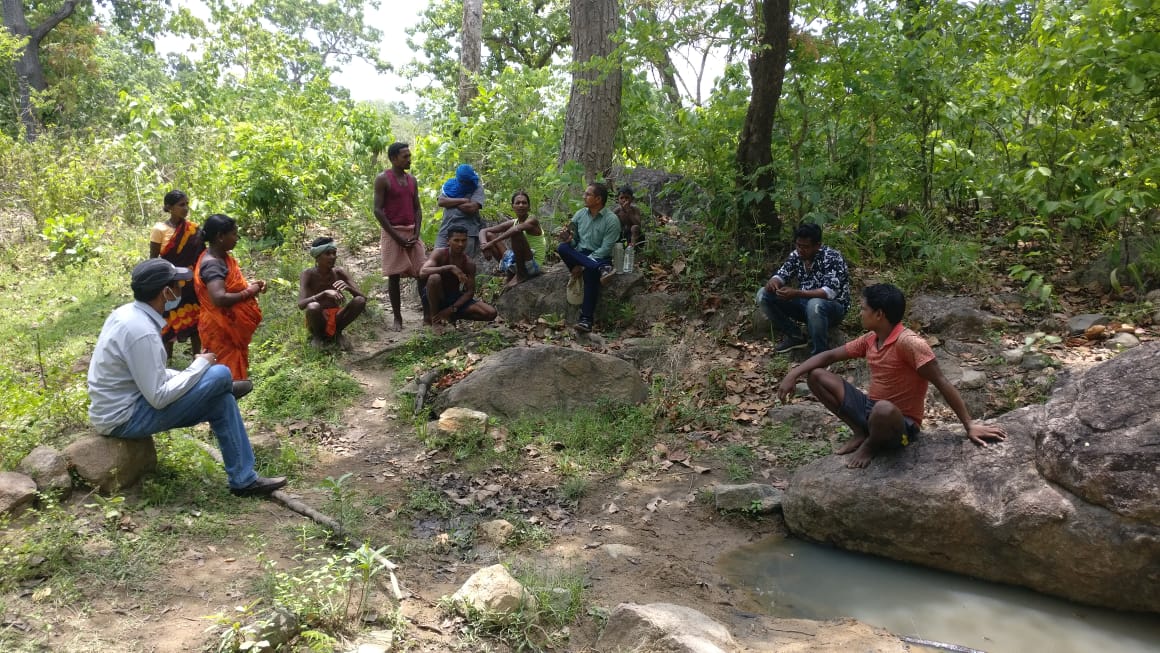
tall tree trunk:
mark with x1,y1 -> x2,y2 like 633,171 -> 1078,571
1,0 -> 86,141
734,0 -> 791,249
457,0 -> 482,114
558,0 -> 622,183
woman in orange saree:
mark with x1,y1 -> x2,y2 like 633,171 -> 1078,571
194,214 -> 266,381
150,190 -> 204,358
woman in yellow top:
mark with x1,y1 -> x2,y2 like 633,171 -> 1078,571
149,190 -> 204,359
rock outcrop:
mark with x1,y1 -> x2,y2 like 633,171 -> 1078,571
783,343 -> 1160,613
435,345 -> 649,419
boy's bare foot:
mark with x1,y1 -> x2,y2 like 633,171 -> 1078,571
391,316 -> 403,332
847,442 -> 874,469
309,336 -> 328,349
834,436 -> 866,455
336,334 -> 352,351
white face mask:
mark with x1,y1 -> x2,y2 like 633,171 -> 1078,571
163,286 -> 181,312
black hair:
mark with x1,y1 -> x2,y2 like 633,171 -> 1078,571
132,284 -> 169,302
387,142 -> 409,160
589,183 -> 609,206
311,236 -> 335,248
511,190 -> 530,205
793,222 -> 822,244
862,283 -> 906,325
447,225 -> 469,236
163,189 -> 188,210
617,185 -> 634,198
202,213 -> 237,243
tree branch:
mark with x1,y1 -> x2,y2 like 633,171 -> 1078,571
30,0 -> 86,43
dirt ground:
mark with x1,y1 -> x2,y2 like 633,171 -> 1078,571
4,249 -> 1153,653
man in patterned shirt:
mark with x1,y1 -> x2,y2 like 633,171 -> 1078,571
756,222 -> 851,355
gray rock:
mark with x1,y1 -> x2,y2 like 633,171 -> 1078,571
239,607 -> 299,652
1001,348 -> 1025,365
1068,313 -> 1109,336
596,602 -> 735,653
1020,352 -> 1055,371
494,264 -> 646,325
1108,332 -> 1141,349
18,445 -> 72,498
611,166 -> 687,218
767,402 -> 838,427
1145,289 -> 1160,303
908,295 -> 1006,339
631,292 -> 690,325
959,369 -> 988,390
0,472 -> 38,517
783,343 -> 1160,613
449,564 -> 537,620
713,483 -> 783,514
64,434 -> 158,493
434,345 -> 648,419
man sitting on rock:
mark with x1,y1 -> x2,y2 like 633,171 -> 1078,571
776,283 -> 1006,469
556,183 -> 621,333
87,259 -> 286,497
421,225 -> 498,331
756,222 -> 851,356
298,236 -> 367,350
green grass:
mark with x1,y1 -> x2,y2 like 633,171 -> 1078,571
758,422 -> 832,470
507,402 -> 657,470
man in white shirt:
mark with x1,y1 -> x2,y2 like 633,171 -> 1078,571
87,259 -> 285,497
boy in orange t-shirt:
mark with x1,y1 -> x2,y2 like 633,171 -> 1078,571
777,283 -> 1006,468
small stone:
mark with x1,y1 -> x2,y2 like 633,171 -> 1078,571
713,483 -> 784,513
959,369 -> 987,390
477,519 -> 515,545
437,407 -> 489,434
1021,352 -> 1053,371
1067,314 -> 1108,337
602,543 -> 641,560
1108,332 -> 1140,349
1001,348 -> 1025,365
449,564 -> 536,620
0,472 -> 38,517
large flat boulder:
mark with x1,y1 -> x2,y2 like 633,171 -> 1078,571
783,343 -> 1160,613
434,345 -> 649,419
494,264 -> 646,324
596,602 -> 735,653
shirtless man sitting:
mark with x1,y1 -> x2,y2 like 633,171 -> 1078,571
479,190 -> 544,289
298,237 -> 367,350
420,225 -> 498,331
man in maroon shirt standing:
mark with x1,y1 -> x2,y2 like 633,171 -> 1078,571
373,142 -> 427,331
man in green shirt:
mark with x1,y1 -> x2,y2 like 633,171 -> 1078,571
555,183 -> 620,332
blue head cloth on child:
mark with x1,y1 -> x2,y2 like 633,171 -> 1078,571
441,164 -> 479,198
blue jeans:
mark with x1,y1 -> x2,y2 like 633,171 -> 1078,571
556,243 -> 610,322
109,364 -> 258,489
755,288 -> 847,355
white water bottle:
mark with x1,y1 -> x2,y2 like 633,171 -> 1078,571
622,244 -> 635,273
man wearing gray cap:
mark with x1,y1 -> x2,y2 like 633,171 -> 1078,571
87,259 -> 286,497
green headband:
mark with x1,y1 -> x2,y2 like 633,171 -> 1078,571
310,242 -> 338,258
